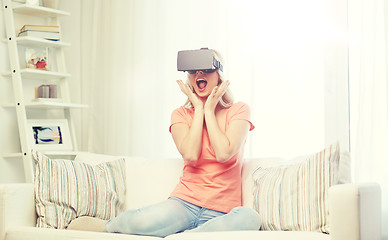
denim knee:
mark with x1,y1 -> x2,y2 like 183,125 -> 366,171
229,206 -> 262,230
105,199 -> 191,237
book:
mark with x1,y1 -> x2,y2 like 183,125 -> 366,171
18,30 -> 60,41
35,84 -> 58,98
20,25 -> 60,33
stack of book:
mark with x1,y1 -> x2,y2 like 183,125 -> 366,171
18,25 -> 60,41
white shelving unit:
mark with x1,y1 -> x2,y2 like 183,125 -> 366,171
2,0 -> 87,183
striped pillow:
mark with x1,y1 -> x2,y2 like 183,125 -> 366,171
252,142 -> 340,233
32,150 -> 126,229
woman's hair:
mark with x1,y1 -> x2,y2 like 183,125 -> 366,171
184,49 -> 234,109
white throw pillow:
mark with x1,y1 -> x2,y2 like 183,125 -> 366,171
32,150 -> 126,229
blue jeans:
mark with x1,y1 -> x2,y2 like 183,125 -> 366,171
105,197 -> 261,237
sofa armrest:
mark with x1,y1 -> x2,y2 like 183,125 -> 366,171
329,183 -> 381,240
0,184 -> 36,240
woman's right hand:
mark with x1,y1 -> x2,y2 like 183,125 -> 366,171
173,80 -> 205,163
176,80 -> 203,110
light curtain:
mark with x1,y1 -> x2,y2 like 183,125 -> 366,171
80,0 -> 133,155
348,0 -> 388,236
80,0 -> 329,159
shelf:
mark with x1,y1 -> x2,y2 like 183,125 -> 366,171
16,36 -> 71,48
25,102 -> 88,109
3,151 -> 85,158
3,101 -> 88,109
2,153 -> 23,158
3,68 -> 71,80
3,0 -> 81,182
11,4 -> 70,17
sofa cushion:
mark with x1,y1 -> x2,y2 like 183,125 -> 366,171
165,231 -> 330,240
5,227 -> 330,240
32,150 -> 126,229
251,142 -> 341,233
5,226 -> 161,240
242,150 -> 351,209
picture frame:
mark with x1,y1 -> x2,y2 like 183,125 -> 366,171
25,47 -> 49,70
27,119 -> 73,151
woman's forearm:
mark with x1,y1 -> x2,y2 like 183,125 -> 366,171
204,108 -> 250,163
178,108 -> 204,163
204,109 -> 233,162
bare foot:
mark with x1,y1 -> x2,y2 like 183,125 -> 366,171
67,216 -> 108,232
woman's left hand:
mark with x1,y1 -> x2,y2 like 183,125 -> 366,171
204,80 -> 230,113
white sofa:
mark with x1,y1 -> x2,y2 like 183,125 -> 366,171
0,152 -> 382,240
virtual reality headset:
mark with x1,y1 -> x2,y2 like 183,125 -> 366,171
177,48 -> 223,73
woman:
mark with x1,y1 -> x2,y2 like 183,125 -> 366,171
70,49 -> 261,237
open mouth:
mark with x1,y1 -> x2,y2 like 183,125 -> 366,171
196,79 -> 207,90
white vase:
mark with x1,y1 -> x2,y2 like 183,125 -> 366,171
42,0 -> 60,9
26,0 -> 39,6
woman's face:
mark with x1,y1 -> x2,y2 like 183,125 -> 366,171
188,70 -> 220,98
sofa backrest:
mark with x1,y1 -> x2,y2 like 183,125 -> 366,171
74,153 -> 258,210
123,157 -> 277,210
124,157 -> 183,210
74,150 -> 351,212
123,157 -> 302,210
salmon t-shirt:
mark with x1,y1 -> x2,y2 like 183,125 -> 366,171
169,102 -> 254,213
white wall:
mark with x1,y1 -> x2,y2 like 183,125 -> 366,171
0,0 -> 81,183
0,0 -> 346,182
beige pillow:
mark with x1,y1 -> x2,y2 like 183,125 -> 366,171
74,152 -> 125,165
32,150 -> 126,229
252,142 -> 340,233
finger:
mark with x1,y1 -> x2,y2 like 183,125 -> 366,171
177,80 -> 192,97
214,81 -> 229,98
177,80 -> 189,91
211,86 -> 219,97
177,82 -> 188,96
176,80 -> 185,91
220,80 -> 230,92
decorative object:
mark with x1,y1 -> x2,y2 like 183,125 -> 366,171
25,0 -> 39,6
42,0 -> 60,9
25,47 -> 49,70
32,150 -> 126,229
26,119 -> 72,151
35,84 -> 58,98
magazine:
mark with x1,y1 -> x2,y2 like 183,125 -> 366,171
18,30 -> 60,41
